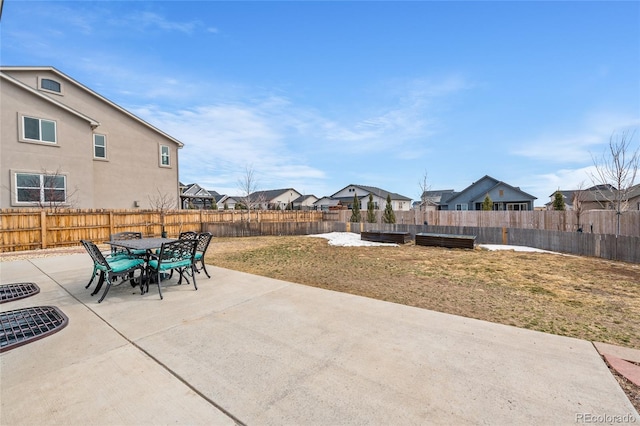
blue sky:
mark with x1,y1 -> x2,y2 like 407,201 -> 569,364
2,1 -> 639,206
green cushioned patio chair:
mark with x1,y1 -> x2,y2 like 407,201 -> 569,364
110,231 -> 146,258
194,232 -> 213,278
81,240 -> 145,303
147,239 -> 198,300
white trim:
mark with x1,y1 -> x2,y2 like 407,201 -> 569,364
159,144 -> 171,167
20,114 -> 57,144
38,76 -> 64,96
93,133 -> 107,160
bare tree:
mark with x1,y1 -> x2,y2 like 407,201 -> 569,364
571,181 -> 588,232
148,188 -> 177,237
418,170 -> 431,211
589,130 -> 639,236
237,164 -> 260,222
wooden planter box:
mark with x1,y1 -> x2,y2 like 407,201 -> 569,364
415,233 -> 476,249
361,231 -> 412,244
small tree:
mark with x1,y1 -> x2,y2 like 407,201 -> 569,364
237,164 -> 260,221
572,181 -> 587,231
552,190 -> 566,211
382,194 -> 396,224
418,170 -> 431,211
350,193 -> 361,222
366,194 -> 377,223
589,130 -> 639,236
481,193 -> 493,211
148,188 -> 177,237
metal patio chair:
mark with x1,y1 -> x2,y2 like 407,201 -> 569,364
194,232 -> 213,278
146,239 -> 198,300
81,240 -> 145,303
110,232 -> 145,258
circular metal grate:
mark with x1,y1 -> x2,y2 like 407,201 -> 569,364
0,283 -> 40,304
0,306 -> 68,353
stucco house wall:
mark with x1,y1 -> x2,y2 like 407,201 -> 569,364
1,67 -> 183,209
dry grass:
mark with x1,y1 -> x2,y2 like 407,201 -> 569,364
206,235 -> 640,349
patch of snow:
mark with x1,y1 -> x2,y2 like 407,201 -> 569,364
308,232 -> 398,247
478,244 -> 560,254
308,233 -> 561,254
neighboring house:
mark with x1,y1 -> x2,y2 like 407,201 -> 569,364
545,190 -> 576,210
313,196 -> 342,211
292,194 -> 318,210
248,188 -> 303,210
418,189 -> 456,211
0,66 -> 183,209
180,182 -> 218,209
546,184 -> 640,211
330,184 -> 412,211
433,175 -> 536,211
216,194 -> 240,210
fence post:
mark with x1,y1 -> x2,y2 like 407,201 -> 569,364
109,211 -> 115,237
502,227 -> 508,245
40,210 -> 47,249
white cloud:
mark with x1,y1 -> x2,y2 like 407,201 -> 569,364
511,113 -> 640,163
520,166 -> 601,205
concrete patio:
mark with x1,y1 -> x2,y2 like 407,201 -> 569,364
1,253 -> 638,425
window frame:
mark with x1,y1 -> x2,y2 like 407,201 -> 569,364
93,134 -> 107,160
159,144 -> 171,167
13,171 -> 68,206
38,76 -> 64,95
21,115 -> 57,144
456,203 -> 468,211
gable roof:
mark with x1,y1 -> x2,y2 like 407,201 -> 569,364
448,175 -> 536,204
331,184 -> 412,201
249,188 -> 300,201
1,66 -> 184,148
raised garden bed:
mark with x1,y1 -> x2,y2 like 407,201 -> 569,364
361,231 -> 412,244
415,233 -> 476,249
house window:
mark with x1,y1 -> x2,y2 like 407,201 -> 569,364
15,172 -> 66,204
456,203 -> 468,211
159,145 -> 170,167
22,116 -> 57,143
41,78 -> 61,93
507,203 -> 528,211
93,134 -> 106,159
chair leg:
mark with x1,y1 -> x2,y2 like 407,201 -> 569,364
191,264 -> 198,290
91,271 -> 106,296
156,271 -> 163,300
200,260 -> 211,278
98,275 -> 113,303
85,266 -> 98,289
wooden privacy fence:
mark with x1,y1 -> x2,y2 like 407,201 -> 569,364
0,209 -> 327,252
333,210 -> 640,237
1,209 -> 638,263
